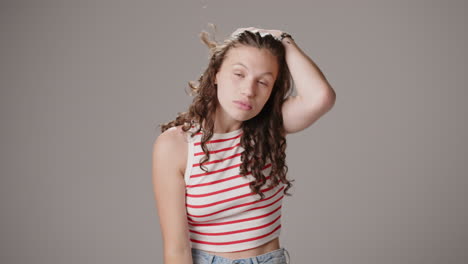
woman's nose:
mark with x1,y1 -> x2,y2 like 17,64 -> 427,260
241,80 -> 256,97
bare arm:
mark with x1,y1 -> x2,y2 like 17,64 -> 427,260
280,36 -> 336,134
152,128 -> 193,264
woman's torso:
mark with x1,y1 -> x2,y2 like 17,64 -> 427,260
171,125 -> 282,259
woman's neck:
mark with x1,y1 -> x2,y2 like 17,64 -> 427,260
201,119 -> 242,134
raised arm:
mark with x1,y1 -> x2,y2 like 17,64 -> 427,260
279,35 -> 336,134
152,127 -> 193,264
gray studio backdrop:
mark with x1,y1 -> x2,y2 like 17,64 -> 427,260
1,0 -> 467,263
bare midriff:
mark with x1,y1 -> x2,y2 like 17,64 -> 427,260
201,237 -> 280,260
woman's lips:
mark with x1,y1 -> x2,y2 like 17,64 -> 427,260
233,100 -> 252,110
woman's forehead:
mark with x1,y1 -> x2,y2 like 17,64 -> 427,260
223,45 -> 278,74
225,45 -> 275,61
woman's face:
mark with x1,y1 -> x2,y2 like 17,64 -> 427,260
215,45 -> 279,125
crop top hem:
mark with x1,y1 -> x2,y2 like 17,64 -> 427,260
189,228 -> 282,253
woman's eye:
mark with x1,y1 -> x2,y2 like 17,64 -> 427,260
233,73 -> 267,86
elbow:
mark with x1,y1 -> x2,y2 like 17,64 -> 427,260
312,87 -> 336,113
325,89 -> 336,109
164,240 -> 191,255
164,246 -> 192,264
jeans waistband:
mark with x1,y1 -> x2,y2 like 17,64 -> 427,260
191,247 -> 291,264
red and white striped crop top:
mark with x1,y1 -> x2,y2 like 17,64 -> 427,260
184,124 -> 286,252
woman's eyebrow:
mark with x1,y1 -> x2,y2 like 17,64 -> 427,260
231,62 -> 274,77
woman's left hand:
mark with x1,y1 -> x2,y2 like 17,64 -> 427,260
231,27 -> 283,40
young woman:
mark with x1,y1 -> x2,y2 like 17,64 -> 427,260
152,26 -> 336,264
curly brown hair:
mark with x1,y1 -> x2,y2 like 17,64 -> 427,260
160,26 -> 294,200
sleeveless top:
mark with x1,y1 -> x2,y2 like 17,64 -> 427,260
184,124 -> 286,252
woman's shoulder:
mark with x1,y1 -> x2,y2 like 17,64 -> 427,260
153,125 -> 189,176
156,125 -> 189,153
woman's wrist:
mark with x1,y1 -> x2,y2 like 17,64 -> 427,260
279,32 -> 294,42
279,32 -> 295,46
281,36 -> 295,48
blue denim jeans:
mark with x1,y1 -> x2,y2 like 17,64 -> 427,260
191,247 -> 291,264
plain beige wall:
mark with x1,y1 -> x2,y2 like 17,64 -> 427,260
1,0 -> 467,263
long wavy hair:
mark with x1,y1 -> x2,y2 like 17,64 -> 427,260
160,26 -> 294,200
